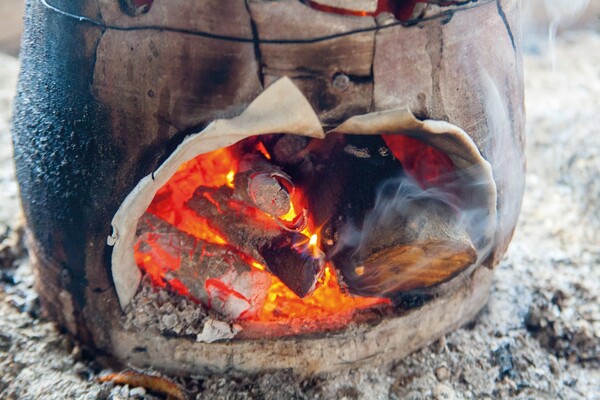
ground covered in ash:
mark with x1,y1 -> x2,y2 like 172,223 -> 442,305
1,30 -> 599,400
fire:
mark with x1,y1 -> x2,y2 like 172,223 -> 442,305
147,147 -> 234,244
309,233 -> 318,247
225,170 -> 235,188
257,264 -> 384,322
136,139 -> 388,326
382,134 -> 455,189
280,201 -> 299,223
255,141 -> 272,160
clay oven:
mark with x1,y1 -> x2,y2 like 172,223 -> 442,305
12,0 -> 524,374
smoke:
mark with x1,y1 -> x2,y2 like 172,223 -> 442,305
333,173 -> 454,251
332,166 -> 492,298
523,0 -> 590,66
544,0 -> 589,69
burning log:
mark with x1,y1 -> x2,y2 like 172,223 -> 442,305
135,213 -> 271,320
187,186 -> 324,298
233,153 -> 295,219
332,187 -> 477,298
232,150 -> 308,231
268,134 -> 311,166
300,134 -> 404,247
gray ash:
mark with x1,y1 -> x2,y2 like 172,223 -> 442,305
525,286 -> 599,366
123,275 -> 209,338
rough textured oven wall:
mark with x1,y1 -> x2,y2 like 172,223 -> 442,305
12,0 -> 112,345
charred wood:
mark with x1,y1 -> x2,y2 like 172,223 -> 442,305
297,134 -> 476,299
333,190 -> 477,298
269,134 -> 311,166
300,134 -> 403,249
232,153 -> 295,219
187,187 -> 324,298
135,213 -> 270,320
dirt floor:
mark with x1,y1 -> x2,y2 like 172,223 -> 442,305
1,27 -> 599,399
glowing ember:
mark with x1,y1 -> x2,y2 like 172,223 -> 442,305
226,170 -> 235,188
133,237 -> 192,298
382,134 -> 455,189
257,264 -> 384,322
255,141 -> 272,160
136,139 -> 388,325
147,147 -> 234,244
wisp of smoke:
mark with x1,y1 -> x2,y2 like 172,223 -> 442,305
544,0 -> 589,69
332,167 -> 492,298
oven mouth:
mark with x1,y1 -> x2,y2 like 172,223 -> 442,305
108,77 -> 496,339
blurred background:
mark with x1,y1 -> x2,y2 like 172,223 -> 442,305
0,1 -> 598,399
0,0 -> 24,56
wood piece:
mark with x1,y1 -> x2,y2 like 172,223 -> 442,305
270,134 -> 311,166
233,153 -> 294,218
332,192 -> 477,297
300,134 -> 403,249
98,370 -> 186,400
187,187 -> 324,298
296,133 -> 476,298
135,213 -> 270,320
329,108 -> 498,256
352,239 -> 476,293
110,77 -> 325,309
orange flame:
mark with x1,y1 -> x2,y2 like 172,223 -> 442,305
257,263 -> 385,322
255,141 -> 272,160
226,170 -> 235,188
309,233 -> 318,247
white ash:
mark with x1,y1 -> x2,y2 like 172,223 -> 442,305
123,275 -> 245,340
123,275 -> 210,337
107,384 -> 163,400
129,386 -> 147,397
343,144 -> 371,158
196,319 -> 242,343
